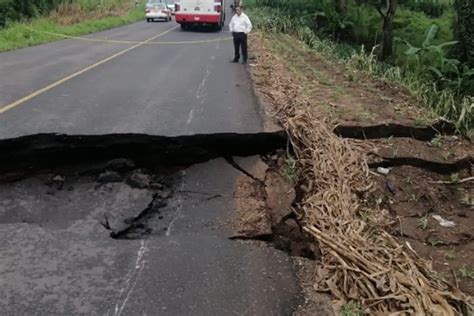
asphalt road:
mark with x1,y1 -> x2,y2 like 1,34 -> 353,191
0,17 -> 301,315
0,19 -> 262,138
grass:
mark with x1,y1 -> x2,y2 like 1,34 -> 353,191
460,193 -> 473,207
282,155 -> 299,185
445,249 -> 456,260
0,2 -> 145,52
442,151 -> 453,161
418,214 -> 429,230
248,7 -> 473,134
430,271 -> 448,281
430,134 -> 443,147
427,236 -> 445,247
450,173 -> 460,183
341,301 -> 366,316
458,266 -> 474,279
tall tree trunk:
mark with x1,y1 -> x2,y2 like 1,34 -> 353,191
336,0 -> 346,13
454,0 -> 474,68
379,0 -> 398,60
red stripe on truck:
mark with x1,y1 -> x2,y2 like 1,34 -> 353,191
175,13 -> 221,23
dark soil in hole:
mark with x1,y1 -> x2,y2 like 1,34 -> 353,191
334,120 -> 457,141
231,154 -> 319,260
368,156 -> 473,174
0,132 -> 287,177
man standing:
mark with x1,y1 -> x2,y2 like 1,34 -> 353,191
229,6 -> 252,64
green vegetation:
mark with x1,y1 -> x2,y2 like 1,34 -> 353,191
0,0 -> 138,27
458,265 -> 474,279
450,173 -> 460,182
341,301 -> 367,316
418,214 -> 429,230
283,155 -> 299,184
453,0 -> 474,68
245,0 -> 473,134
430,134 -> 443,147
427,236 -> 445,246
0,0 -> 144,52
445,248 -> 456,260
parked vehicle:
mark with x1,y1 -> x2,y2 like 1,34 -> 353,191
146,2 -> 172,22
175,0 -> 225,30
166,0 -> 176,14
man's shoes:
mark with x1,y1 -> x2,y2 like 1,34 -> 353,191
242,60 -> 247,64
230,59 -> 239,63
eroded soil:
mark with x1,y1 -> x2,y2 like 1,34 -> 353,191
247,32 -> 474,301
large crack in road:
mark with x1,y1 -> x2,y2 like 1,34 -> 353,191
2,130 -> 470,314
0,132 -> 288,239
0,131 -> 306,315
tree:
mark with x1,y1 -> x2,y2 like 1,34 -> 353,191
453,0 -> 474,68
375,0 -> 399,60
335,0 -> 347,13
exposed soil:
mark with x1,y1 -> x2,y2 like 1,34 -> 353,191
231,154 -> 332,314
231,153 -> 318,260
247,31 -> 474,306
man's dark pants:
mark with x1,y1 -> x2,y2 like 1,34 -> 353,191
232,32 -> 248,62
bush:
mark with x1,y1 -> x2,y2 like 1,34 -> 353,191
403,0 -> 450,18
0,0 -> 126,28
248,5 -> 473,133
0,0 -> 63,27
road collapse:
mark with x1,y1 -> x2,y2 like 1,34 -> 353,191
0,132 -> 293,240
0,132 -> 288,175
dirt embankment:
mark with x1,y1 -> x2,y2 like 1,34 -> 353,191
241,32 -> 473,314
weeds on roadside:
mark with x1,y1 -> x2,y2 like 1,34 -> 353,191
430,134 -> 443,147
458,266 -> 474,279
445,248 -> 456,260
409,192 -> 419,202
418,214 -> 429,230
427,236 -> 445,247
249,8 -> 473,133
430,271 -> 448,281
450,173 -> 460,183
282,156 -> 299,185
442,151 -> 453,161
341,301 -> 367,316
460,193 -> 473,207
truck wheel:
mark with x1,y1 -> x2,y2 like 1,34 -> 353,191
146,18 -> 150,22
180,24 -> 186,30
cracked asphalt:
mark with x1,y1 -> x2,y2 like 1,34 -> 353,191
0,16 -> 301,315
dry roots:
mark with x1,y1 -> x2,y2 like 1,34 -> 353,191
250,33 -> 472,315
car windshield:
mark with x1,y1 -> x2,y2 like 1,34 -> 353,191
146,0 -> 164,7
147,3 -> 166,8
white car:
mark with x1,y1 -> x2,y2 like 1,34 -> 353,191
166,0 -> 176,14
146,3 -> 172,22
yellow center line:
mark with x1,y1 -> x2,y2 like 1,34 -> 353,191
0,25 -> 179,114
27,27 -> 232,45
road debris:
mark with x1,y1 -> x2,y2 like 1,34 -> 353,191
127,171 -> 151,189
376,167 -> 390,175
98,171 -> 123,183
432,214 -> 456,228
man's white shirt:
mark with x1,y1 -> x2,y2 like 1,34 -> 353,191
229,13 -> 252,33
